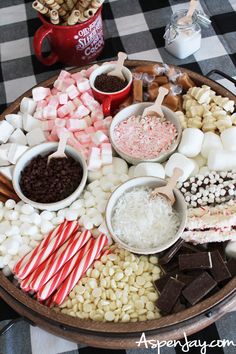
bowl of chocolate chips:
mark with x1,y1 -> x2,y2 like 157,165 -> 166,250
12,142 -> 87,211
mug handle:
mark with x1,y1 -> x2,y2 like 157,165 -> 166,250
102,96 -> 112,116
33,26 -> 59,66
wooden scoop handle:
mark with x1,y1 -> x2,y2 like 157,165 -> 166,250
153,87 -> 169,109
186,0 -> 198,19
167,168 -> 183,190
57,130 -> 70,156
115,52 -> 127,73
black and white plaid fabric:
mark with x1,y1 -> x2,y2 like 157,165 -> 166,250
1,0 -> 236,353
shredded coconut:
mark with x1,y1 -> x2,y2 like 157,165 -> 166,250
111,187 -> 180,249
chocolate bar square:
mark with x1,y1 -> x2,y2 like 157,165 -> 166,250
159,239 -> 185,265
179,252 -> 212,271
227,258 -> 236,277
209,250 -> 231,283
156,277 -> 185,315
182,272 -> 217,305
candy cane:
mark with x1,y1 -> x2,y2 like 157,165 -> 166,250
37,237 -> 95,301
52,234 -> 108,305
14,220 -> 68,275
17,221 -> 79,279
30,230 -> 91,291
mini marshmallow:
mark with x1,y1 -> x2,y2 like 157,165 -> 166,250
26,128 -> 46,147
9,129 -> 27,145
201,132 -> 223,158
91,131 -> 108,145
0,166 -> 14,180
58,70 -> 71,80
43,105 -> 57,120
225,241 -> 236,259
48,95 -> 59,108
66,119 -> 87,132
5,114 -> 23,129
42,120 -> 54,131
40,210 -> 55,221
23,114 -> 42,132
8,144 -> 28,164
0,121 -> 14,143
91,110 -> 104,121
58,93 -> 68,105
57,104 -> 70,118
32,87 -> 50,101
21,203 -> 35,215
88,169 -> 103,182
208,148 -> 236,171
134,163 -> 165,178
178,128 -> 204,158
221,127 -> 236,151
20,97 -> 37,115
73,105 -> 90,119
112,157 -> 128,175
88,147 -> 102,171
76,77 -> 90,93
40,220 -> 54,234
5,199 -> 16,210
93,120 -> 104,131
66,84 -> 79,100
165,153 -> 196,182
66,209 -> 80,221
85,126 -> 96,134
101,143 -> 112,165
74,132 -> 91,144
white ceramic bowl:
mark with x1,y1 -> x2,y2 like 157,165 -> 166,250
13,142 -> 88,211
109,103 -> 182,165
105,176 -> 187,255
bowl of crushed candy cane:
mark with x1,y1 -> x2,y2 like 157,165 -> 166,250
105,176 -> 187,254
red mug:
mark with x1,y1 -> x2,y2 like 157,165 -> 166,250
89,64 -> 133,116
33,7 -> 104,66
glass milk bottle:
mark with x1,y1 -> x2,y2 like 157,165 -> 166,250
164,9 -> 210,59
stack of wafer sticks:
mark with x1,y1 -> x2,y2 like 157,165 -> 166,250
0,174 -> 20,203
32,0 -> 104,25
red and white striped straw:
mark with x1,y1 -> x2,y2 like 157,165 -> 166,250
30,230 -> 91,292
16,221 -> 79,280
52,234 -> 108,305
37,237 -> 95,301
14,220 -> 68,275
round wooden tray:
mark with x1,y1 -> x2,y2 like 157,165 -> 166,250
0,60 -> 236,349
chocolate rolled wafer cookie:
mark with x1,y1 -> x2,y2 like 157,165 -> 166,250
179,170 -> 236,207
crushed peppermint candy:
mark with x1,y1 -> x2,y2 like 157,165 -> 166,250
111,187 -> 180,249
113,115 -> 178,159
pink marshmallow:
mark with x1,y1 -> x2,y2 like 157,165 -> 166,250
51,88 -> 59,95
103,116 -> 112,128
55,118 -> 66,127
91,131 -> 108,145
48,134 -> 58,142
58,93 -> 68,105
94,120 -> 105,131
88,147 -> 102,171
42,120 -> 54,131
32,87 -> 51,102
58,70 -> 71,80
43,106 -> 57,120
85,126 -> 96,134
76,78 -> 91,93
66,84 -> 79,100
48,95 -> 59,108
36,100 -> 47,110
80,92 -> 95,106
73,105 -> 90,119
73,97 -> 83,107
71,72 -> 84,81
74,132 -> 91,144
66,119 -> 87,132
57,104 -> 70,118
33,110 -> 44,120
84,115 -> 92,127
91,109 -> 104,121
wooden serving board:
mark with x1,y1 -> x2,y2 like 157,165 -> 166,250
0,60 -> 236,349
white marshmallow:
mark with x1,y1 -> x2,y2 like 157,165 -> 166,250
208,148 -> 236,171
112,157 -> 128,175
65,209 -> 79,221
5,114 -> 23,129
87,180 -> 100,192
20,97 -> 37,115
40,210 -> 54,221
128,166 -> 136,178
21,204 -> 35,215
0,121 -> 14,143
165,153 -> 195,182
134,163 -> 165,179
71,199 -> 84,209
102,165 -> 113,175
96,201 -> 107,213
9,128 -> 27,145
225,241 -> 236,259
23,114 -> 41,132
26,127 -> 46,147
201,132 -> 223,158
192,154 -> 207,168
88,170 -> 102,182
8,144 -> 28,164
221,127 -> 236,151
0,166 -> 14,180
178,128 -> 204,157
0,144 -> 12,166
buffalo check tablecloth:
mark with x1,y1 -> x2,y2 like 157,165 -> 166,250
1,0 -> 236,353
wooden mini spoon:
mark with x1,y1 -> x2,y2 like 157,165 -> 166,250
178,0 -> 198,25
142,87 -> 169,118
107,52 -> 127,81
47,130 -> 70,163
151,168 -> 183,205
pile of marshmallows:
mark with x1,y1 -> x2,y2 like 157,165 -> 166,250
0,65 -> 113,180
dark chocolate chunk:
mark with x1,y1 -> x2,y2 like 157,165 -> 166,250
172,299 -> 186,313
156,277 -> 185,315
179,252 -> 212,271
207,242 -> 227,261
176,273 -> 196,285
160,257 -> 179,273
159,239 -> 184,265
182,272 -> 217,305
227,258 -> 236,277
209,250 -> 231,283
154,274 -> 171,293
